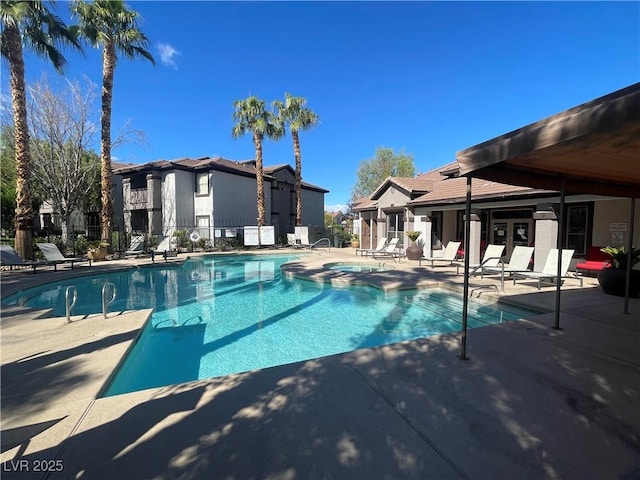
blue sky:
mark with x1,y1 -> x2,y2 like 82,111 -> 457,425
3,1 -> 639,212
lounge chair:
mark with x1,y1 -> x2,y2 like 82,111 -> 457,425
419,241 -> 461,267
356,238 -> 387,257
512,248 -> 582,289
287,233 -> 304,249
0,245 -> 51,272
454,244 -> 505,275
123,235 -> 145,257
372,238 -> 401,260
36,242 -> 92,270
475,245 -> 533,292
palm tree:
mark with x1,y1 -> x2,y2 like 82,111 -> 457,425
231,96 -> 283,231
71,0 -> 154,245
1,0 -> 81,259
272,93 -> 318,226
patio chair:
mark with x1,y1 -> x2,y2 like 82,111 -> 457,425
512,248 -> 582,289
287,233 -> 304,249
36,242 -> 92,270
0,245 -> 51,272
454,244 -> 505,275
419,241 -> 461,267
123,235 -> 146,257
372,238 -> 401,260
356,238 -> 387,257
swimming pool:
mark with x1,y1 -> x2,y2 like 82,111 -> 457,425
3,254 -> 538,396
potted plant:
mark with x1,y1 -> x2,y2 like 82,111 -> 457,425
350,233 -> 360,248
597,246 -> 640,297
405,231 -> 423,261
87,241 -> 109,261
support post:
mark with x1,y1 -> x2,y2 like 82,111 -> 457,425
459,176 -> 472,360
553,178 -> 565,330
624,198 -> 636,314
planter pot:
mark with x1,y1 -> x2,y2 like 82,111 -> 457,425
351,241 -> 360,249
406,243 -> 423,261
597,267 -> 640,297
87,246 -> 108,261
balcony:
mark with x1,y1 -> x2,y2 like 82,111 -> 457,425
127,188 -> 148,210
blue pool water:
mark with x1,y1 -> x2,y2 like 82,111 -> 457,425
3,254 -> 538,396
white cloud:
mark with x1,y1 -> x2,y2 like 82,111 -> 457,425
325,204 -> 348,213
157,43 -> 180,69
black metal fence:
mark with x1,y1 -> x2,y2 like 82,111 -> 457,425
1,222 -> 355,258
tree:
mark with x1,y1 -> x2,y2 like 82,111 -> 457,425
27,75 -> 101,243
231,96 -> 283,229
272,93 -> 319,226
351,147 -> 415,202
71,0 -> 155,245
1,0 -> 81,259
0,124 -> 17,234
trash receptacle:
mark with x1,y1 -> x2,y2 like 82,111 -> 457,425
334,235 -> 342,248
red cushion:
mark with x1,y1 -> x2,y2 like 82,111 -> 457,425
586,246 -> 610,262
576,260 -> 610,271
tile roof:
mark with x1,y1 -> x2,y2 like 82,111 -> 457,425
353,160 -> 553,210
409,175 -> 551,206
111,156 -> 329,192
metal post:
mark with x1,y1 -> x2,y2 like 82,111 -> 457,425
459,176 -> 472,360
624,198 -> 636,314
553,178 -> 565,330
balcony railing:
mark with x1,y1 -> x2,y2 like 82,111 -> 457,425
128,188 -> 148,209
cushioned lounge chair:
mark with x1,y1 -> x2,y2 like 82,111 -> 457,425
36,242 -> 91,270
356,238 -> 387,257
419,241 -> 461,267
0,245 -> 51,272
512,248 -> 582,289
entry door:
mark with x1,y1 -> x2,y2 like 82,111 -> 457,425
491,219 -> 532,259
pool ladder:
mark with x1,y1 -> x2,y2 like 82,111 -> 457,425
65,286 -> 77,323
102,282 -> 117,319
64,282 -> 117,322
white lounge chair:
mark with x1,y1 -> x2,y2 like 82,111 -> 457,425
0,245 -> 52,272
356,238 -> 387,257
372,238 -> 401,259
476,245 -> 534,292
287,233 -> 304,249
480,246 -> 534,277
455,244 -> 505,275
36,242 -> 91,270
123,235 -> 145,257
512,248 -> 582,289
420,241 -> 461,267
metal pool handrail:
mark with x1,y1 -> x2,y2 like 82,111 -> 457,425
102,282 -> 117,319
65,286 -> 77,323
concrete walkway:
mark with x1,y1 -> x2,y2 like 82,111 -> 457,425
1,249 -> 638,479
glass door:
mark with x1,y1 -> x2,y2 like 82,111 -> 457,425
491,219 -> 532,259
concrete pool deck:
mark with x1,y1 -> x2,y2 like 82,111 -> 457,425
1,248 -> 638,479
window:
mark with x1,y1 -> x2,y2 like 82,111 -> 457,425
430,211 -> 443,249
387,212 -> 404,241
196,173 -> 209,196
196,216 -> 210,239
566,205 -> 589,255
130,174 -> 146,189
